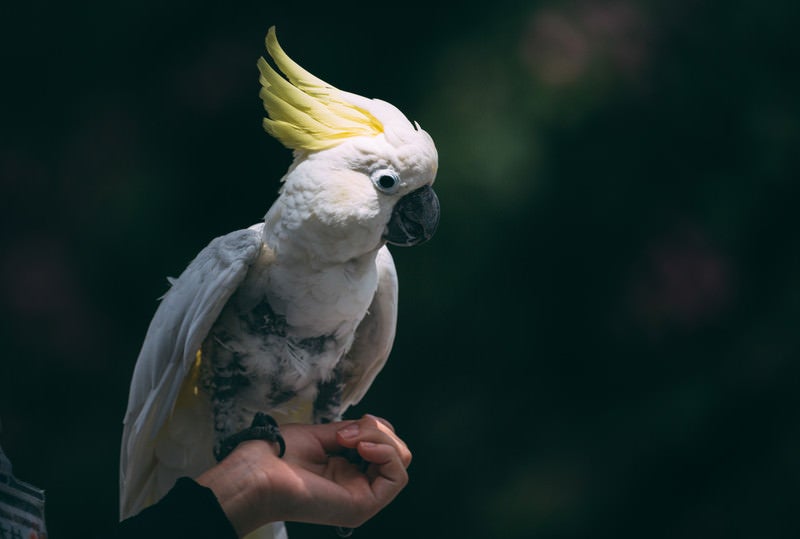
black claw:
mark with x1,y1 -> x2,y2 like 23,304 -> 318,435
336,527 -> 354,537
215,412 -> 286,462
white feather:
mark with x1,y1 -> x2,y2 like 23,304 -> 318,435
340,247 -> 399,409
120,227 -> 263,518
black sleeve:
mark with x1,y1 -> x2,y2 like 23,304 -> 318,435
118,477 -> 238,539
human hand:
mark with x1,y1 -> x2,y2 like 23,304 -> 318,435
197,415 -> 412,537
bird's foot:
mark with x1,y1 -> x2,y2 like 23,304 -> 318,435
215,412 -> 286,462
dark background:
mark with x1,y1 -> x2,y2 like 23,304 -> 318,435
2,1 -> 799,537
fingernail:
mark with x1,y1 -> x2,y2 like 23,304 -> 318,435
359,441 -> 377,449
338,424 -> 359,438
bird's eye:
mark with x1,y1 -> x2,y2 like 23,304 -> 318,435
371,170 -> 401,194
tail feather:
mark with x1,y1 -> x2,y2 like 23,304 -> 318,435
245,521 -> 287,539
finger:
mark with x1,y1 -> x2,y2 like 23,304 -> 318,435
355,441 -> 409,504
337,416 -> 412,468
284,420 -> 358,455
364,414 -> 395,432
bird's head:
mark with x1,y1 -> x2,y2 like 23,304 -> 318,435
257,27 -> 439,253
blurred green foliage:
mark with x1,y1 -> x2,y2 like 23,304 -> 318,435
1,1 -> 799,538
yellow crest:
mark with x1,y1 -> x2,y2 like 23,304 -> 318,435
257,27 -> 384,151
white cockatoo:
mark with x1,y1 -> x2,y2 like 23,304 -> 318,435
119,27 -> 439,537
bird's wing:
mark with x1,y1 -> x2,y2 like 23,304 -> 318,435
340,246 -> 399,410
120,225 -> 266,518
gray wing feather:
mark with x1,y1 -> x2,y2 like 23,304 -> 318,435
120,226 -> 264,518
341,246 -> 399,410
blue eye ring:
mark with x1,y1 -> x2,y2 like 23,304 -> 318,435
371,169 -> 401,194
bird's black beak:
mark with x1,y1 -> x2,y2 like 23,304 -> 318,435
384,185 -> 440,247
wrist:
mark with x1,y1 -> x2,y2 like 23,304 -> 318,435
197,441 -> 281,537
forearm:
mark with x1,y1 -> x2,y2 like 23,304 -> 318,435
118,477 -> 238,539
